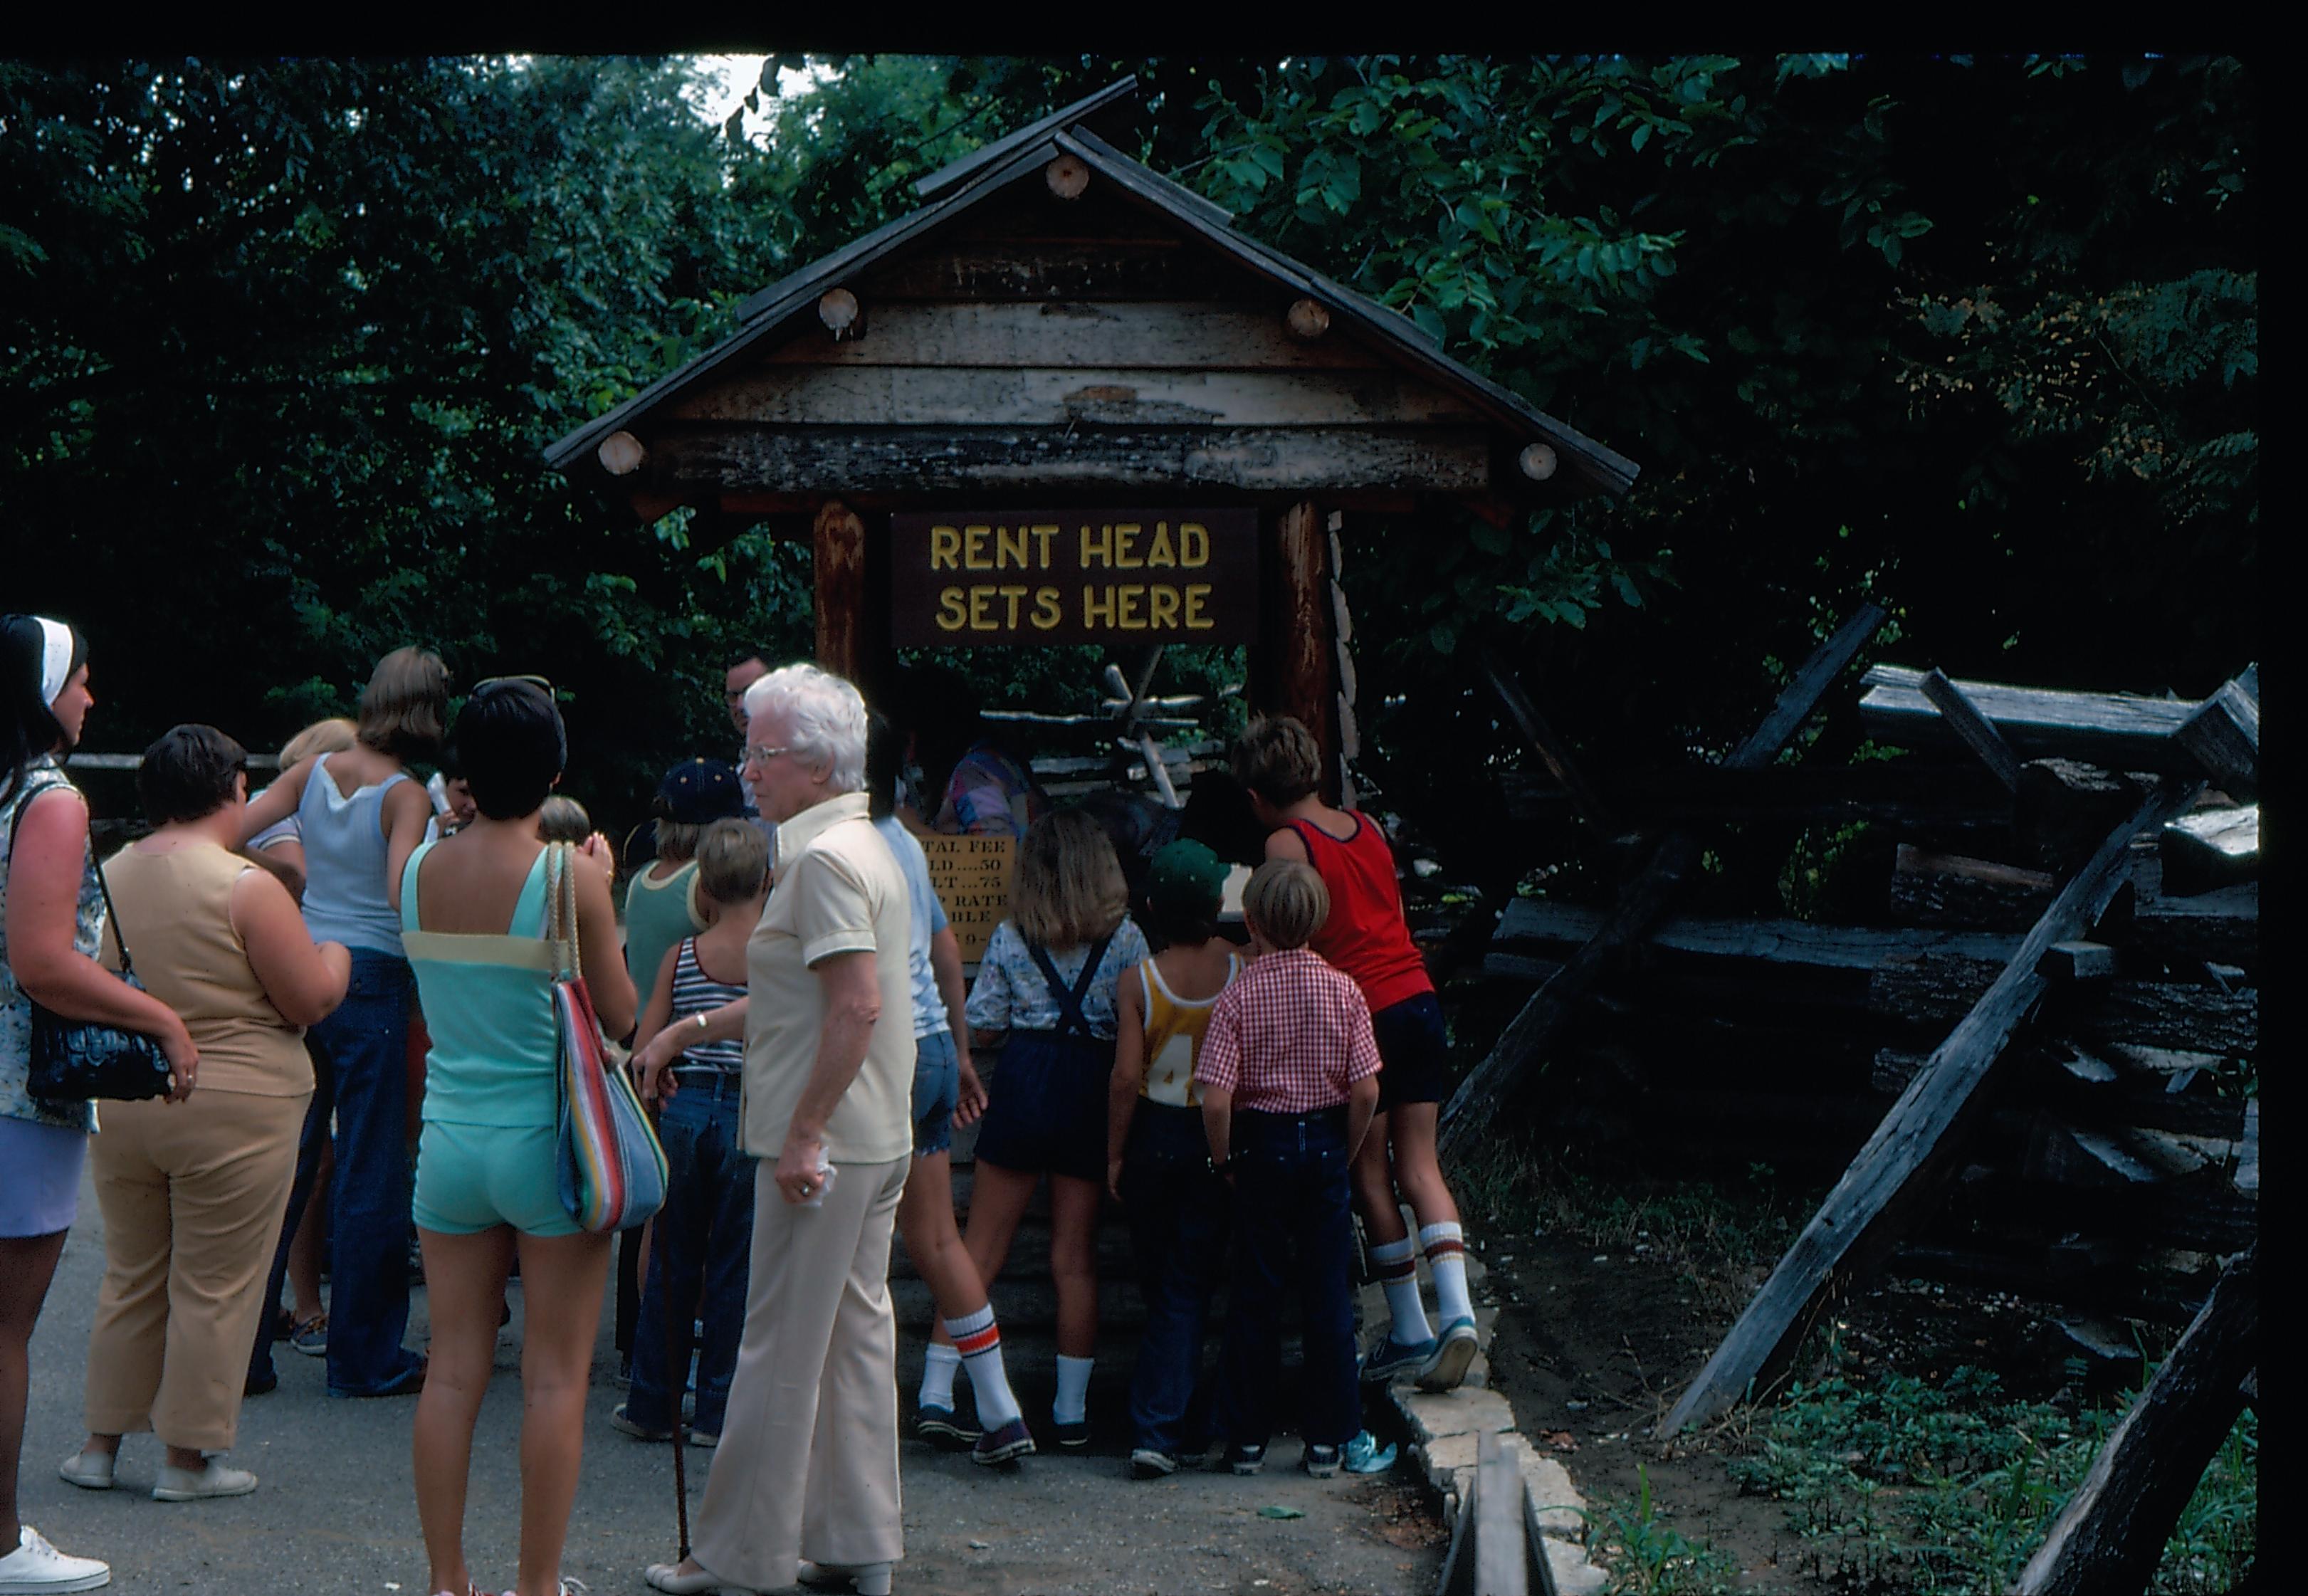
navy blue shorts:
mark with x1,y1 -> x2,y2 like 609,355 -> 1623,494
1370,992 -> 1449,1110
971,1027 -> 1111,1185
911,1029 -> 960,1157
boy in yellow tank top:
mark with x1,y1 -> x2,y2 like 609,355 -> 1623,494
1106,840 -> 1240,1479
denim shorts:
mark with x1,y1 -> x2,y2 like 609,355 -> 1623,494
970,1027 -> 1109,1185
1371,992 -> 1449,1110
911,1029 -> 960,1158
413,1119 -> 582,1237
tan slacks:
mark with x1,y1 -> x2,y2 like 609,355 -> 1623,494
84,1088 -> 309,1451
691,1154 -> 911,1587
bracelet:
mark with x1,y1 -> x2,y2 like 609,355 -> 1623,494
692,1012 -> 710,1033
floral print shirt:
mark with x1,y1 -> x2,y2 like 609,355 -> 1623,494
1,758 -> 103,1131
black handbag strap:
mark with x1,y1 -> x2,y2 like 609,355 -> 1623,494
5,772 -> 135,975
1026,933 -> 1113,1041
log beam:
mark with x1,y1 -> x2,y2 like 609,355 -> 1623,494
1662,777 -> 2201,1434
2175,666 -> 2257,799
812,500 -> 867,686
1921,668 -> 2022,792
1480,650 -> 1618,836
1263,500 -> 1338,802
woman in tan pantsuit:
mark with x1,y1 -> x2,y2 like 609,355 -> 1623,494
58,725 -> 350,1502
646,663 -> 917,1596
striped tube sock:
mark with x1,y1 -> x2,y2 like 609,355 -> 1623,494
1053,1354 -> 1095,1426
918,1343 -> 962,1410
944,1306 -> 1022,1427
1368,1237 -> 1433,1345
1420,1222 -> 1475,1328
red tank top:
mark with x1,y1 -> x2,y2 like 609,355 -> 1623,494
1288,811 -> 1433,1014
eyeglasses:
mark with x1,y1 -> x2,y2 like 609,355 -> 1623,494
473,673 -> 554,697
742,743 -> 795,768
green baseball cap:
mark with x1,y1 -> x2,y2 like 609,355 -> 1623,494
1145,838 -> 1231,920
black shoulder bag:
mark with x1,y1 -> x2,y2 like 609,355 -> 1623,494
5,788 -> 175,1104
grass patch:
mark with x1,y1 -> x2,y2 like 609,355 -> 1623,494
1590,1464 -> 1741,1595
1730,1365 -> 2256,1594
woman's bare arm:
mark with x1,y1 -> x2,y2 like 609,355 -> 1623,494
379,779 -> 435,913
572,851 -> 639,1040
238,755 -> 314,841
233,866 -> 351,1026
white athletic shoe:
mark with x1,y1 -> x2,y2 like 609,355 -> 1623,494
0,1525 -> 111,1592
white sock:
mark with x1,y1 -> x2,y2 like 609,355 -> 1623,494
919,1343 -> 961,1409
1421,1222 -> 1474,1328
1053,1353 -> 1094,1425
944,1305 -> 1022,1427
1368,1237 -> 1433,1345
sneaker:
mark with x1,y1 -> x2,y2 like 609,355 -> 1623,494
1128,1447 -> 1178,1479
289,1313 -> 328,1358
915,1402 -> 980,1448
611,1403 -> 677,1443
56,1450 -> 114,1491
1302,1442 -> 1343,1479
1358,1330 -> 1438,1385
1416,1317 -> 1479,1392
0,1524 -> 111,1592
243,1369 -> 278,1398
1050,1415 -> 1090,1449
152,1460 -> 258,1501
1343,1429 -> 1399,1474
686,1428 -> 718,1449
971,1417 -> 1036,1466
1223,1441 -> 1266,1476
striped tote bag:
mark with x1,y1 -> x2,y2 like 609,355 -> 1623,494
548,843 -> 668,1232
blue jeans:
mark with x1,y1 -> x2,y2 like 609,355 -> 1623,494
1120,1102 -> 1228,1456
628,1071 -> 755,1435
309,950 -> 423,1397
1219,1108 -> 1360,1450
248,1036 -> 334,1388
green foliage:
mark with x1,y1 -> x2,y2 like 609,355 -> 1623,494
1592,1465 -> 1739,1596
1731,1367 -> 2256,1593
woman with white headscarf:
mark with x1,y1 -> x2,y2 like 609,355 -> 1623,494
1,613 -> 196,1592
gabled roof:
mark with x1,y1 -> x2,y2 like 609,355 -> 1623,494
546,82 -> 1639,500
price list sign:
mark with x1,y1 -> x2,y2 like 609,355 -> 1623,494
920,833 -> 1014,966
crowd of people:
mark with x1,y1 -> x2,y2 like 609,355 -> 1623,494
1,615 -> 1478,1596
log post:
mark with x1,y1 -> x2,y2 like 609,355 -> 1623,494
2176,666 -> 2257,799
1922,668 -> 2023,792
813,500 -> 868,686
1263,500 -> 1338,801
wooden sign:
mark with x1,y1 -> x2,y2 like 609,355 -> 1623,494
890,508 -> 1259,646
922,832 -> 1014,965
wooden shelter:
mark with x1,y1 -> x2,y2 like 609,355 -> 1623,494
546,78 -> 1637,798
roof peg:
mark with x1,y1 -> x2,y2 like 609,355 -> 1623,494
1285,298 -> 1331,341
597,431 -> 647,477
1044,153 -> 1091,200
1519,441 -> 1560,482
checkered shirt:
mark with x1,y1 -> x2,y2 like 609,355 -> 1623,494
1193,947 -> 1382,1113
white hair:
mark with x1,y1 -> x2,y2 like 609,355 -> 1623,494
743,663 -> 867,794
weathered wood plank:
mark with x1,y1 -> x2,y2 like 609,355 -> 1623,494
1889,844 -> 2057,930
2013,1248 -> 2255,1596
1439,605 -> 1888,1157
2037,941 -> 2116,981
1474,1430 -> 1533,1596
666,364 -> 1485,428
1494,898 -> 2021,973
1481,651 -> 1619,836
1496,763 -> 2011,831
2064,979 -> 2257,1056
754,300 -> 1386,370
2174,668 -> 2257,799
1858,665 -> 2200,768
649,424 -> 1494,495
857,238 -> 1241,301
1921,667 -> 2022,791
1662,780 -> 2197,1435
2125,881 -> 2257,968
2015,759 -> 2144,873
2159,804 -> 2259,896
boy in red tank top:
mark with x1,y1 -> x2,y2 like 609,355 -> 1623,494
1230,717 -> 1479,1391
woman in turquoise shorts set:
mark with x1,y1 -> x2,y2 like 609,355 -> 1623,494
397,679 -> 636,1596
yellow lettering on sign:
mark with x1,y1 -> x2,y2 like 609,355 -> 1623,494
1083,585 -> 1118,629
1031,525 -> 1061,568
1031,587 -> 1063,630
1185,584 -> 1215,630
1081,523 -> 1114,568
968,587 -> 1000,631
963,525 -> 993,571
998,585 -> 1029,628
1116,584 -> 1147,629
1180,522 -> 1210,567
937,588 -> 967,631
1113,523 -> 1143,568
930,525 -> 962,570
1146,523 -> 1176,567
1148,584 -> 1181,629
997,525 -> 1028,570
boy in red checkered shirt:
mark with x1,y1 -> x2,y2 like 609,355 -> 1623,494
1194,859 -> 1381,1479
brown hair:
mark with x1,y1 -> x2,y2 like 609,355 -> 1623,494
1242,859 -> 1329,951
654,819 -> 705,863
279,716 -> 357,769
357,646 -> 449,762
696,818 -> 770,907
537,794 -> 592,844
1231,715 -> 1322,807
1011,807 -> 1128,951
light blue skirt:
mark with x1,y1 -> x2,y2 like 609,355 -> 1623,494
0,1113 -> 88,1237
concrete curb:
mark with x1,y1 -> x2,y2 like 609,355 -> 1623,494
1360,1248 -> 1610,1595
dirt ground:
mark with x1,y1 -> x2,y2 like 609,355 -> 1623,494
1481,1234 -> 2088,1592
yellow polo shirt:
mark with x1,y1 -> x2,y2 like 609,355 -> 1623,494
741,791 -> 916,1165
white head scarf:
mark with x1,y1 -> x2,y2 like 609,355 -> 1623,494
35,616 -> 74,705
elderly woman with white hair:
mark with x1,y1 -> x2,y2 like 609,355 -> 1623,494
647,663 -> 916,1596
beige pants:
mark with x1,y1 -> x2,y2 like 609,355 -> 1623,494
691,1155 -> 911,1587
83,1088 -> 309,1451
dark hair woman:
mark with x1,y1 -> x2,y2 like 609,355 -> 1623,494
58,725 -> 350,1505
2,614 -> 192,1591
237,645 -> 446,1400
